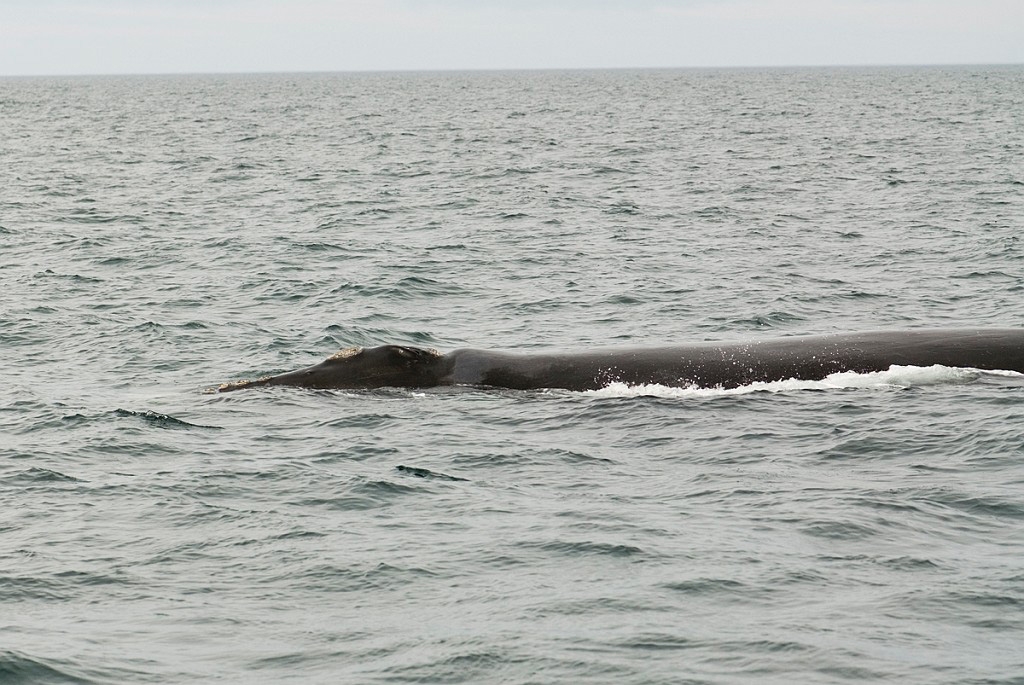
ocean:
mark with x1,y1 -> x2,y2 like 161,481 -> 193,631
2,66 -> 1023,683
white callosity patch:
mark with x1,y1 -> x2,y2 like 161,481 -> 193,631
328,347 -> 363,360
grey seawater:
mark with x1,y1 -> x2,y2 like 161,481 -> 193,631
1,67 -> 1023,683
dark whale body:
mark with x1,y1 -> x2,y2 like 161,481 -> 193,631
216,329 -> 1024,393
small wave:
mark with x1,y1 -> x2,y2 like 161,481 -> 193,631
5,467 -> 83,484
32,269 -> 104,284
522,539 -> 647,558
113,409 -> 221,429
289,562 -> 437,592
605,201 -> 640,214
662,577 -> 753,595
0,650 -> 96,684
721,310 -> 807,328
293,478 -> 422,511
395,465 -> 468,482
585,364 -> 1011,399
327,276 -> 467,300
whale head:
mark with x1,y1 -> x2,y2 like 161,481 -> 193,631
217,344 -> 446,392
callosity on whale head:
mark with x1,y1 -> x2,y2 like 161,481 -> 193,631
216,344 -> 447,392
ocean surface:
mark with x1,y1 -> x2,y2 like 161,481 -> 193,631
2,66 -> 1023,683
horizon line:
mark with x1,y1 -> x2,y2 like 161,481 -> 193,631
2,61 -> 1021,80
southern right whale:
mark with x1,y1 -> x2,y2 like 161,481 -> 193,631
216,328 -> 1024,392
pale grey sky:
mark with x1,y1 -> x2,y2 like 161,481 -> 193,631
2,0 -> 1022,76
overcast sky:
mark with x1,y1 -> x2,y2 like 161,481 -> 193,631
2,0 -> 1022,76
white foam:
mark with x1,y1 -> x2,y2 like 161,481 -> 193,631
583,365 -> 1020,399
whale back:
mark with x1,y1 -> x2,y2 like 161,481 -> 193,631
448,329 -> 1024,391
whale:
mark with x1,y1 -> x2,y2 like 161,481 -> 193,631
215,329 -> 1024,392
